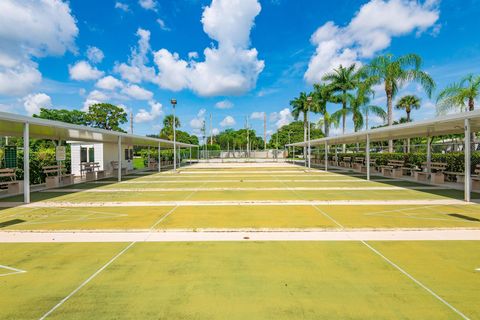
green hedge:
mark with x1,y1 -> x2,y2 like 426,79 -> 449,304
331,152 -> 480,174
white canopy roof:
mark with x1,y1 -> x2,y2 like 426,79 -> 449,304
0,111 -> 196,148
287,110 -> 480,147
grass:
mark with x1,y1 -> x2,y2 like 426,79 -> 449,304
0,241 -> 479,319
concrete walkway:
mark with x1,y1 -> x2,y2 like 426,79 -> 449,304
1,229 -> 480,243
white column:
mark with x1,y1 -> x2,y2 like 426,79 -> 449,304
178,147 -> 181,168
324,141 -> 328,172
158,143 -> 161,173
117,136 -> 122,182
23,123 -> 30,204
366,134 -> 370,181
465,119 -> 471,202
189,147 -> 192,164
427,137 -> 432,174
173,107 -> 177,172
147,146 -> 150,169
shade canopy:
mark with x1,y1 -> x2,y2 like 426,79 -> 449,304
286,110 -> 480,147
0,111 -> 196,148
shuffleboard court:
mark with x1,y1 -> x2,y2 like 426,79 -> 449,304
0,163 -> 479,319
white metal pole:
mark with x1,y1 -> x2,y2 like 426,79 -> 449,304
324,141 -> 328,172
308,121 -> 311,169
189,147 -> 192,165
465,119 -> 471,202
23,123 -> 30,204
366,134 -> 370,181
178,147 -> 181,168
427,137 -> 432,175
173,105 -> 177,172
118,136 -> 122,182
147,146 -> 150,170
158,143 -> 161,173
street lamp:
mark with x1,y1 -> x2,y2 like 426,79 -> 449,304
170,99 -> 177,171
306,96 -> 312,169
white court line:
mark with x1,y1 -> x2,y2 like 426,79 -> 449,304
42,186 -> 447,193
19,199 -> 472,208
38,241 -> 136,320
361,241 -> 470,320
0,264 -> 27,277
90,179 -> 398,184
38,179 -> 207,319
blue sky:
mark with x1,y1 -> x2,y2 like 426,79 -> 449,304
0,0 -> 479,140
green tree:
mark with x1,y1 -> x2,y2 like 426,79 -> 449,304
311,83 -> 339,137
436,74 -> 480,114
268,121 -> 323,149
34,108 -> 88,125
290,92 -> 313,156
86,103 -> 127,132
322,64 -> 360,135
365,53 -> 435,151
395,95 -> 421,122
160,114 -> 181,140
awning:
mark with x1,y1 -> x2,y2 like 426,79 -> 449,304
286,109 -> 480,147
0,111 -> 196,148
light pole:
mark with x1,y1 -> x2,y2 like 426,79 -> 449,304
170,99 -> 177,171
306,96 -> 312,169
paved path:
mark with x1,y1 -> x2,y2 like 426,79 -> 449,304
43,186 -> 447,193
1,229 -> 480,243
0,199 -> 470,208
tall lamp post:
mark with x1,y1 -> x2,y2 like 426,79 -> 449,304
306,96 -> 312,169
170,99 -> 177,171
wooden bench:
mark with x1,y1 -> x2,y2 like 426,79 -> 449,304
339,157 -> 352,168
380,160 -> 404,178
353,157 -> 364,171
43,165 -> 74,188
415,162 -> 447,184
360,159 -> 378,173
148,159 -> 158,170
0,168 -> 21,194
111,161 -> 127,176
473,165 -> 480,191
80,162 -> 103,181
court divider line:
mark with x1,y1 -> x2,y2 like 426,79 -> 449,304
361,241 -> 470,320
270,168 -> 471,319
39,177 -> 207,319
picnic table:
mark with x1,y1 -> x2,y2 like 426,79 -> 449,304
380,160 -> 405,178
43,164 -> 74,188
0,168 -> 21,194
415,162 -> 447,184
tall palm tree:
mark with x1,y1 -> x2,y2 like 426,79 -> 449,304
395,95 -> 421,122
161,114 -> 180,140
290,92 -> 311,157
362,105 -> 387,130
312,83 -> 339,137
436,74 -> 480,114
322,64 -> 359,136
365,53 -> 435,152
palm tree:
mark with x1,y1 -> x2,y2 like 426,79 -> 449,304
362,105 -> 387,130
322,64 -> 359,136
312,83 -> 340,137
161,114 -> 180,140
396,95 -> 421,122
365,53 -> 435,152
290,92 -> 311,158
436,74 -> 480,114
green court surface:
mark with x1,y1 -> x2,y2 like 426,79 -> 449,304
1,164 -> 479,319
0,241 -> 479,319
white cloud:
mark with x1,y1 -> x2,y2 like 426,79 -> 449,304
139,0 -> 157,11
69,61 -> 104,81
134,100 -> 163,123
22,93 -> 52,116
212,128 -> 220,135
190,108 -> 207,130
153,0 -> 264,96
270,108 -> 292,128
121,84 -> 153,100
0,0 -> 78,96
250,111 -> 265,120
156,19 -> 170,31
188,52 -> 199,59
82,90 -> 108,111
115,2 -> 130,12
304,0 -> 440,83
96,76 -> 124,90
220,115 -> 236,127
114,28 -> 156,83
86,46 -> 104,64
215,99 -> 234,109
